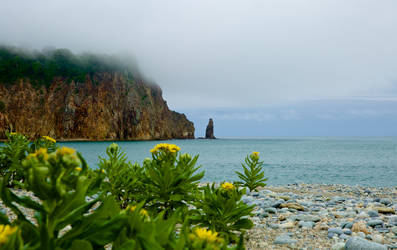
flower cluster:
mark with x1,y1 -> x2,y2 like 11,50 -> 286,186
56,147 -> 76,156
42,135 -> 56,143
0,225 -> 18,244
250,151 -> 260,160
26,148 -> 48,160
221,182 -> 235,190
189,227 -> 223,244
150,143 -> 180,154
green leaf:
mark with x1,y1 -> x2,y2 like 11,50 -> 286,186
70,239 -> 93,250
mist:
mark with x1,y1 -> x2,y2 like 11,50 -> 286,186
1,0 -> 397,135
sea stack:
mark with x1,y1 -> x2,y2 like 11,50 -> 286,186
205,118 -> 216,139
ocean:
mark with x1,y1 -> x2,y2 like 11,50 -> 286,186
58,137 -> 397,187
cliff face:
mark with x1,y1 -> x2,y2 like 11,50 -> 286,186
0,72 -> 194,140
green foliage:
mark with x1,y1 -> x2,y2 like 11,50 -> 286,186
0,133 -> 58,187
0,46 -> 136,87
0,132 -> 30,186
113,203 -> 179,249
29,137 -> 58,154
0,146 -> 126,249
0,136 -> 264,249
144,145 -> 204,217
191,183 -> 254,243
235,152 -> 267,192
100,143 -> 204,218
99,143 -> 146,208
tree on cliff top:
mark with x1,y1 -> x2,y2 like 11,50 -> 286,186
0,46 -> 141,87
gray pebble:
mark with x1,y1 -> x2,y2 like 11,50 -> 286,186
259,212 -> 269,218
380,198 -> 392,206
375,228 -> 389,233
329,228 -> 344,235
273,233 -> 298,245
343,229 -> 352,235
339,234 -> 349,240
345,237 -> 387,250
298,221 -> 315,228
367,210 -> 379,217
367,219 -> 383,227
272,199 -> 284,208
264,207 -> 277,214
296,214 -> 321,222
342,222 -> 354,229
331,242 -> 346,250
389,216 -> 397,226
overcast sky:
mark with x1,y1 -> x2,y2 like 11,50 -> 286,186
1,0 -> 397,136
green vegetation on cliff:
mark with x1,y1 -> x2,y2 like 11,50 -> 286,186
0,46 -> 136,86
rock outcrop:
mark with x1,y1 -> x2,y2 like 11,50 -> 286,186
0,72 -> 194,140
205,118 -> 216,139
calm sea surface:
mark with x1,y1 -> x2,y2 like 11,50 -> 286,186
59,137 -> 397,187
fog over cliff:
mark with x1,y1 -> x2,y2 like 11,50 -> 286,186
1,0 -> 397,136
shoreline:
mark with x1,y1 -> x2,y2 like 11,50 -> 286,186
244,183 -> 397,249
0,138 -> 198,143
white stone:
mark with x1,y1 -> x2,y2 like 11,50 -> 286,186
373,234 -> 383,244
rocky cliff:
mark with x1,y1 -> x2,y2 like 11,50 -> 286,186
0,72 -> 195,140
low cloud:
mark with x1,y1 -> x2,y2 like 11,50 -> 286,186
1,0 -> 397,110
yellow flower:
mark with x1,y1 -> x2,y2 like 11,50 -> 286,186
0,224 -> 18,244
10,132 -> 17,136
101,169 -> 105,174
150,143 -> 181,154
189,227 -> 222,243
140,209 -> 149,217
42,135 -> 56,143
56,147 -> 76,156
27,148 -> 48,161
75,167 -> 82,171
250,151 -> 260,161
221,182 -> 235,190
128,205 -> 149,217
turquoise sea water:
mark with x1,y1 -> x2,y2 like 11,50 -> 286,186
58,137 -> 397,187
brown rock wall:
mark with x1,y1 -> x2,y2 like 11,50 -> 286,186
0,72 -> 194,140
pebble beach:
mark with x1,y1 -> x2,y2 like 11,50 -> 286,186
244,184 -> 397,249
2,183 -> 397,249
